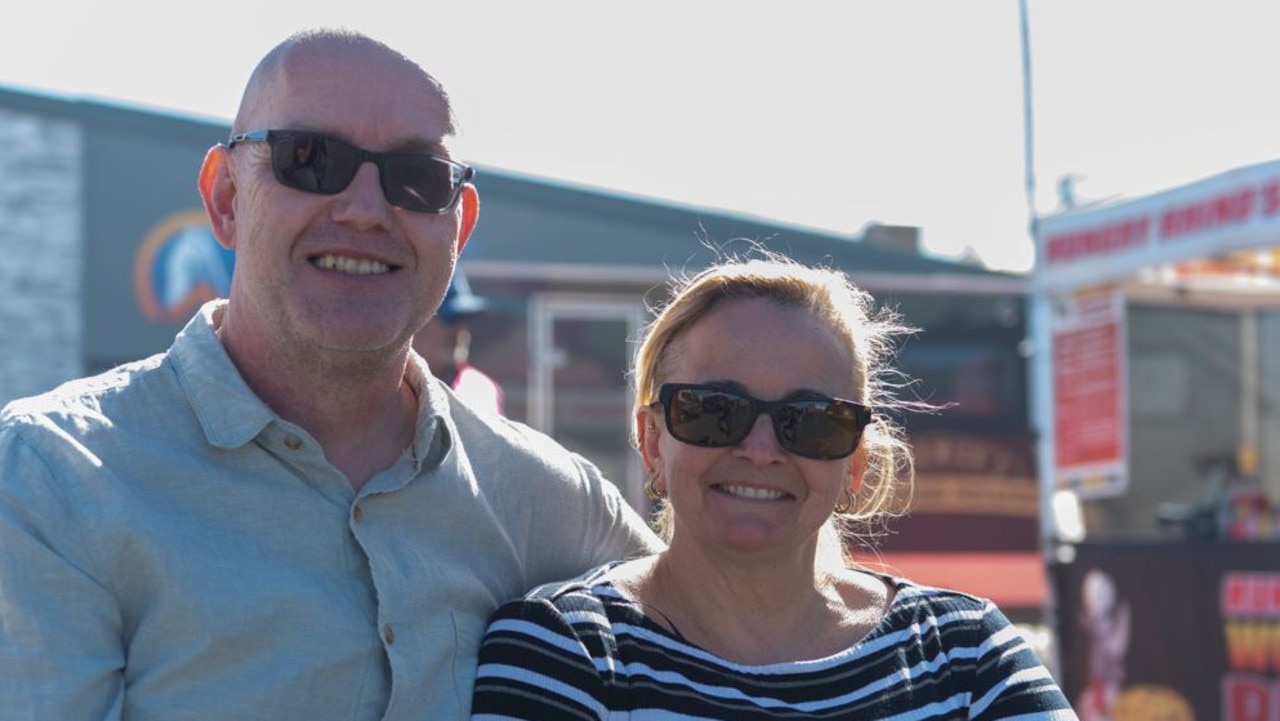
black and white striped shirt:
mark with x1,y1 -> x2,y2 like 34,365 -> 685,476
472,564 -> 1077,720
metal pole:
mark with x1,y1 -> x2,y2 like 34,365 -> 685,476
1019,0 -> 1066,679
1019,0 -> 1038,239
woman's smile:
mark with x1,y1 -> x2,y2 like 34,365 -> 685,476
713,484 -> 789,501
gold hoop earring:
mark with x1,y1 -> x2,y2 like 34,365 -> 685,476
834,487 -> 855,514
645,471 -> 666,500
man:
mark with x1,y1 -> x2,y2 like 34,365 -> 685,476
413,272 -> 505,416
0,28 -> 659,721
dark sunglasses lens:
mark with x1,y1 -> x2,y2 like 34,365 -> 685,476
271,134 -> 359,194
668,388 -> 755,447
663,385 -> 866,459
383,155 -> 456,212
775,401 -> 861,459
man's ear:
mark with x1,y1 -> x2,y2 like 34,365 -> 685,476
455,184 -> 479,255
198,145 -> 237,250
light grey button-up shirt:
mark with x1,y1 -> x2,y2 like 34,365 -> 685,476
0,301 -> 661,721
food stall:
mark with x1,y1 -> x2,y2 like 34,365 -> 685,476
1033,158 -> 1280,720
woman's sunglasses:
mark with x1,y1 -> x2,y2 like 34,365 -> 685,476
656,383 -> 872,460
227,129 -> 475,214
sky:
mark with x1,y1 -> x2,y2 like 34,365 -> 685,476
3,1 -> 1278,273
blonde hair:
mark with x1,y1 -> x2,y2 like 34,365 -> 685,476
631,252 -> 920,549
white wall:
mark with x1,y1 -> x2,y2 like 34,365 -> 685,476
0,109 -> 82,407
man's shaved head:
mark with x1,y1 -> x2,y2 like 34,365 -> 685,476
232,28 -> 457,137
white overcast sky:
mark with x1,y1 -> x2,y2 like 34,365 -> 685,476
3,1 -> 1277,272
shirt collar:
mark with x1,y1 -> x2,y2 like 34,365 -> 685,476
170,300 -> 276,449
405,350 -> 452,471
173,300 -> 460,465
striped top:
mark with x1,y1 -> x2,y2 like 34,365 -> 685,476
472,564 -> 1077,720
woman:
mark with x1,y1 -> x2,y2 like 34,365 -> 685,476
471,255 -> 1076,720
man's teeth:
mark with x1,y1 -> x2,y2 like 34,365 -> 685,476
720,485 -> 785,500
312,254 -> 391,275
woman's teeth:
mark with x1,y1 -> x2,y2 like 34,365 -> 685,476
718,484 -> 785,500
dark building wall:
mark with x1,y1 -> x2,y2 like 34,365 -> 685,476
81,105 -> 226,370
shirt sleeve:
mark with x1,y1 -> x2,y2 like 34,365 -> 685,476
969,600 -> 1079,721
470,597 -> 608,721
0,420 -> 125,721
567,451 -> 664,564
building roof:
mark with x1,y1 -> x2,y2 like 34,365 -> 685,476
465,166 -> 1024,293
0,83 -> 228,143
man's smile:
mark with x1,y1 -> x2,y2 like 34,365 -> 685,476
310,254 -> 395,275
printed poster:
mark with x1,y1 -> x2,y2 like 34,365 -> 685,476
1052,287 -> 1127,498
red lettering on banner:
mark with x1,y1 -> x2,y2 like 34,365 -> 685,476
1224,574 -> 1280,618
1044,216 -> 1150,264
1222,674 -> 1280,721
1264,181 -> 1280,217
1229,575 -> 1249,613
1159,188 -> 1257,241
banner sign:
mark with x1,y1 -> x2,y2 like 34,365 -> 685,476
1052,287 -> 1127,498
1055,542 -> 1280,721
1035,159 -> 1280,292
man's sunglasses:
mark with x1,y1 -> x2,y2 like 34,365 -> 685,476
656,383 -> 872,461
226,130 -> 475,214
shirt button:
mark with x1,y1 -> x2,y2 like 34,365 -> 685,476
352,505 -> 364,522
383,624 -> 396,645
284,434 -> 302,450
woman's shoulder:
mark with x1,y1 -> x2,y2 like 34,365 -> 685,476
485,562 -> 661,665
893,576 -> 992,607
852,567 -> 993,611
865,572 -> 1016,641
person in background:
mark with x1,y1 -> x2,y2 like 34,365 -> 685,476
471,254 -> 1076,720
0,28 -> 659,721
413,271 -> 505,416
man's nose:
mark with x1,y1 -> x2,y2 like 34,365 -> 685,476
331,161 -> 395,227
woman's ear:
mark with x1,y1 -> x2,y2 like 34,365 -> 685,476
847,444 -> 869,495
198,145 -> 238,250
636,407 -> 662,474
